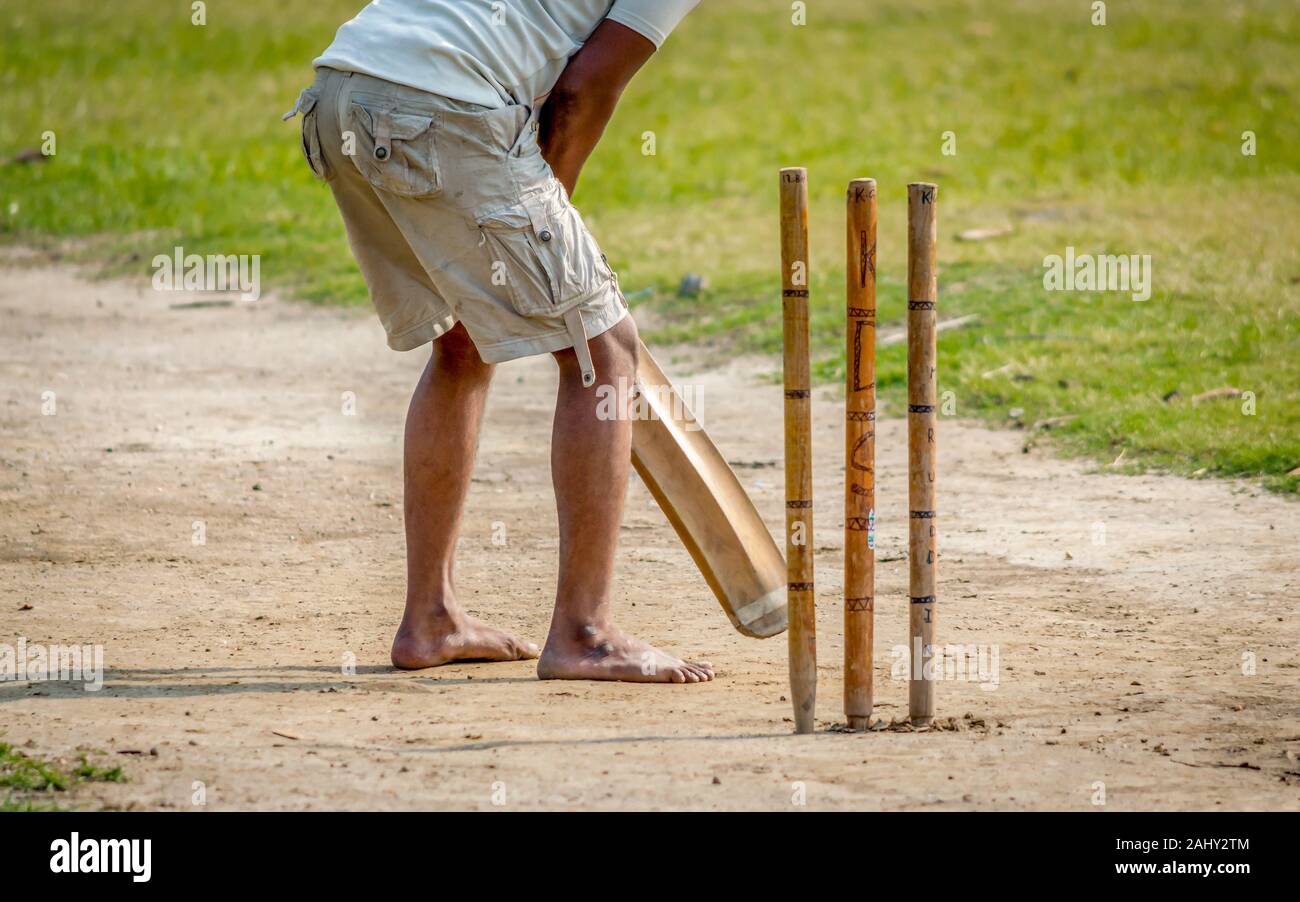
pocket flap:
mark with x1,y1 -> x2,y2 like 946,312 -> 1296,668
388,112 -> 435,141
282,87 -> 319,121
477,184 -> 561,233
351,102 -> 434,141
477,197 -> 540,231
522,190 -> 555,236
344,98 -> 441,197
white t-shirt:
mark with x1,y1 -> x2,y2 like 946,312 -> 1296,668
314,0 -> 700,108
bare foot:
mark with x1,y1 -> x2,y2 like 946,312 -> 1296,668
537,623 -> 714,683
391,608 -> 539,669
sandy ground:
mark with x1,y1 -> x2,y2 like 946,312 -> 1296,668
1,257 -> 1298,811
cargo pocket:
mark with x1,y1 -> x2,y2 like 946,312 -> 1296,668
282,87 -> 330,181
346,98 -> 440,198
476,183 -> 613,319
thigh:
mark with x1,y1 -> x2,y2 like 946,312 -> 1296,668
313,70 -> 457,351
423,136 -> 630,366
317,69 -> 631,366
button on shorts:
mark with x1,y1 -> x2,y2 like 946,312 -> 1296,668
284,67 -> 628,362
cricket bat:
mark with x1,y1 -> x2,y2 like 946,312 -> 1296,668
630,342 -> 788,639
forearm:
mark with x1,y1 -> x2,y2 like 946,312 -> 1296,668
538,84 -> 621,196
535,19 -> 656,197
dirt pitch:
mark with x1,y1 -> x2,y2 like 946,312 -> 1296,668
2,259 -> 1297,810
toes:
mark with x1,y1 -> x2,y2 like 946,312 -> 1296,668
658,658 -> 714,684
515,639 -> 541,660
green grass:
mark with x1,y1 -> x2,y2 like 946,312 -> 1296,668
1,0 -> 1297,490
0,741 -> 126,811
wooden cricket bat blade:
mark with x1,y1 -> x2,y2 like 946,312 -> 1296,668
630,343 -> 788,639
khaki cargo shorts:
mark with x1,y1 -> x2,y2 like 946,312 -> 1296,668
284,67 -> 628,385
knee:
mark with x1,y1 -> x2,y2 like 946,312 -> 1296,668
432,324 -> 492,379
588,316 -> 639,380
